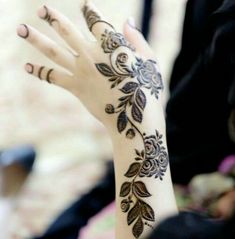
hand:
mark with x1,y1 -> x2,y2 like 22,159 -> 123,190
17,0 -> 163,135
17,2 -> 175,238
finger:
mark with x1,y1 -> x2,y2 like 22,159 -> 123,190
38,5 -> 87,54
17,24 -> 76,72
25,63 -> 75,90
123,18 -> 155,59
82,0 -> 115,41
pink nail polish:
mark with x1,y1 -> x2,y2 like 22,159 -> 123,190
25,63 -> 34,74
17,24 -> 29,38
38,5 -> 47,19
127,17 -> 136,29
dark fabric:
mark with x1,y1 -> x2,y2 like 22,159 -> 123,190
33,161 -> 115,239
0,145 -> 36,172
149,212 -> 235,239
166,0 -> 235,184
141,0 -> 154,40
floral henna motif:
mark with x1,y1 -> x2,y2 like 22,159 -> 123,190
135,58 -> 163,99
101,29 -> 134,53
83,5 -> 167,238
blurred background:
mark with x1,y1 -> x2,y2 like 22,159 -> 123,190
0,0 -> 186,238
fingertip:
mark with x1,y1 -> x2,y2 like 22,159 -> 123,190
17,24 -> 29,38
37,5 -> 47,19
127,17 -> 136,29
25,63 -> 34,74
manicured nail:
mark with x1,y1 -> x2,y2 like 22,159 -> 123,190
25,63 -> 34,74
38,5 -> 47,19
17,24 -> 29,38
127,17 -> 136,29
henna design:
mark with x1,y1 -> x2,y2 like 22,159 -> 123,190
84,4 -> 166,238
46,69 -> 53,83
18,24 -> 29,39
26,63 -> 34,74
119,131 -> 168,238
38,66 -> 45,80
82,5 -> 114,31
41,6 -> 58,26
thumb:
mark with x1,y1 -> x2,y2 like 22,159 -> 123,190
123,17 -> 155,59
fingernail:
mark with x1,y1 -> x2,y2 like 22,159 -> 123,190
17,24 -> 29,38
38,5 -> 47,19
25,63 -> 34,74
127,17 -> 136,29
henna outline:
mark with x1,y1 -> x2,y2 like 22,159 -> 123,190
25,63 -> 34,74
41,6 -> 58,26
18,24 -> 30,39
82,4 -> 114,32
38,66 -> 45,80
46,69 -> 53,83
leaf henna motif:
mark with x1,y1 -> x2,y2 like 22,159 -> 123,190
135,88 -> 146,110
120,82 -> 139,94
127,201 -> 141,225
131,103 -> 143,123
117,111 -> 128,133
95,63 -> 114,77
125,163 -> 141,178
133,181 -> 151,197
141,201 -> 155,222
133,217 -> 144,239
120,182 -> 131,197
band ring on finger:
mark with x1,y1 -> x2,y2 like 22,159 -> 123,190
26,63 -> 53,83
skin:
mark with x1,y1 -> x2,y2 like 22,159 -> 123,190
17,1 -> 178,238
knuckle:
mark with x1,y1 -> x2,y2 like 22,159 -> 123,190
45,47 -> 57,58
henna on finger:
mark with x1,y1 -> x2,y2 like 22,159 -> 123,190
46,69 -> 54,83
25,63 -> 34,74
40,5 -> 58,26
17,24 -> 30,39
38,66 -> 45,80
82,4 -> 114,32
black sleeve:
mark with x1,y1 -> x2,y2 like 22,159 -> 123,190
148,212 -> 235,239
166,2 -> 235,184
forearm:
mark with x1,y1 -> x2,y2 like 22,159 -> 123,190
17,2 -> 178,237
109,95 -> 178,239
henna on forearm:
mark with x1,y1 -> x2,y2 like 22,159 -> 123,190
83,6 -> 167,239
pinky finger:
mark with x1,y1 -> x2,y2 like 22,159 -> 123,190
25,63 -> 74,89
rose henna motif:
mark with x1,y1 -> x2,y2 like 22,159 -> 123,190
83,5 -> 168,238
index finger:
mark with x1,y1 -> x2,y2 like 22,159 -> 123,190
82,0 -> 115,41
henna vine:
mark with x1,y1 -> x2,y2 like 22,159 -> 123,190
119,130 -> 168,238
83,5 -> 167,238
